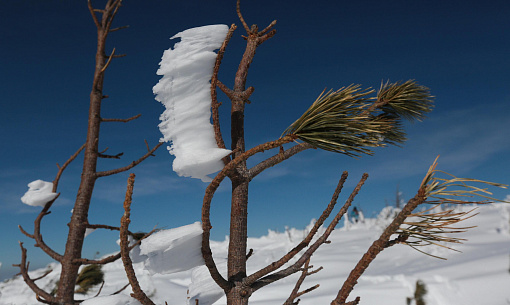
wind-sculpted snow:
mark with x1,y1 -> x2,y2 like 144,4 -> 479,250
153,24 -> 231,182
1,203 -> 509,304
20,180 -> 58,207
140,222 -> 205,275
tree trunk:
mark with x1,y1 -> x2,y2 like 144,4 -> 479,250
55,26 -> 106,304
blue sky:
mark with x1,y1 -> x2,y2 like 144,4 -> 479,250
1,0 -> 509,280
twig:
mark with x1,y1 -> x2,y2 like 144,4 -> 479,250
211,24 -> 237,160
100,47 -> 116,74
248,142 -> 313,180
284,258 -> 322,305
119,173 -> 155,305
102,113 -> 141,122
14,242 -> 57,304
54,143 -> 86,191
96,142 -> 163,177
236,0 -> 250,33
94,281 -> 106,297
112,283 -> 130,295
109,25 -> 129,32
98,152 -> 123,159
32,269 -> 53,281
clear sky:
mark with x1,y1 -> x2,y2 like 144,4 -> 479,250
1,0 -> 509,281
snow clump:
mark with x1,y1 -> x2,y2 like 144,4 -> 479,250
21,180 -> 58,207
153,24 -> 231,182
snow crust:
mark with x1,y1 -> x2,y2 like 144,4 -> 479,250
20,180 -> 58,207
153,24 -> 231,182
140,222 -> 204,275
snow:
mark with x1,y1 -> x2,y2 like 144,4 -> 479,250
20,180 -> 58,207
80,294 -> 142,305
153,24 -> 232,182
1,203 -> 509,305
140,222 -> 205,275
186,265 -> 225,305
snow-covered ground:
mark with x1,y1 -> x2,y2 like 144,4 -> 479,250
1,202 -> 509,305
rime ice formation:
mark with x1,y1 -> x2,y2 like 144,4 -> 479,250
139,222 -> 204,275
153,24 -> 231,182
20,180 -> 58,207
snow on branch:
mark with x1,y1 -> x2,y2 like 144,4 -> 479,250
153,24 -> 232,182
21,180 -> 58,207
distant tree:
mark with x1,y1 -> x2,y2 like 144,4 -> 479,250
16,1 -> 506,305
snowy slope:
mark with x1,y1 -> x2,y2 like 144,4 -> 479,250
1,203 -> 509,305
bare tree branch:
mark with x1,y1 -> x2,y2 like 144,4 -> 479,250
245,171 -> 348,285
248,142 -> 313,180
54,143 -> 86,191
101,113 -> 141,122
96,142 -> 163,177
331,187 -> 427,305
252,174 -> 369,291
14,242 -> 57,304
283,259 -> 322,305
119,173 -> 156,305
236,0 -> 250,33
211,23 -> 237,162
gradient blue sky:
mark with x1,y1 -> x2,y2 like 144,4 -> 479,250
1,0 -> 509,280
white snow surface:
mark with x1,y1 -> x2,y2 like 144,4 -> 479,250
140,222 -> 205,275
20,180 -> 58,207
1,203 -> 509,305
153,24 -> 231,182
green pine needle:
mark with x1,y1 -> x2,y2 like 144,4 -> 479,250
378,80 -> 434,122
282,80 -> 434,156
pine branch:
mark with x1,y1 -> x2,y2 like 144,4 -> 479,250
283,81 -> 433,157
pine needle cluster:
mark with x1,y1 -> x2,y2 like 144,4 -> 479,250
75,264 -> 104,294
282,80 -> 433,156
396,157 -> 508,259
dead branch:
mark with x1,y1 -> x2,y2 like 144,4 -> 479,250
244,172 -> 348,285
236,0 -> 250,33
54,143 -> 86,191
100,47 -> 116,73
113,283 -> 130,295
73,229 -> 154,265
119,173 -> 156,305
211,23 -> 237,161
94,281 -> 106,297
331,187 -> 427,305
109,25 -> 129,32
283,259 -> 322,305
98,152 -> 124,159
32,269 -> 53,281
101,113 -> 141,122
14,242 -> 57,304
252,173 -> 369,291
96,141 -> 163,177
19,144 -> 84,267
